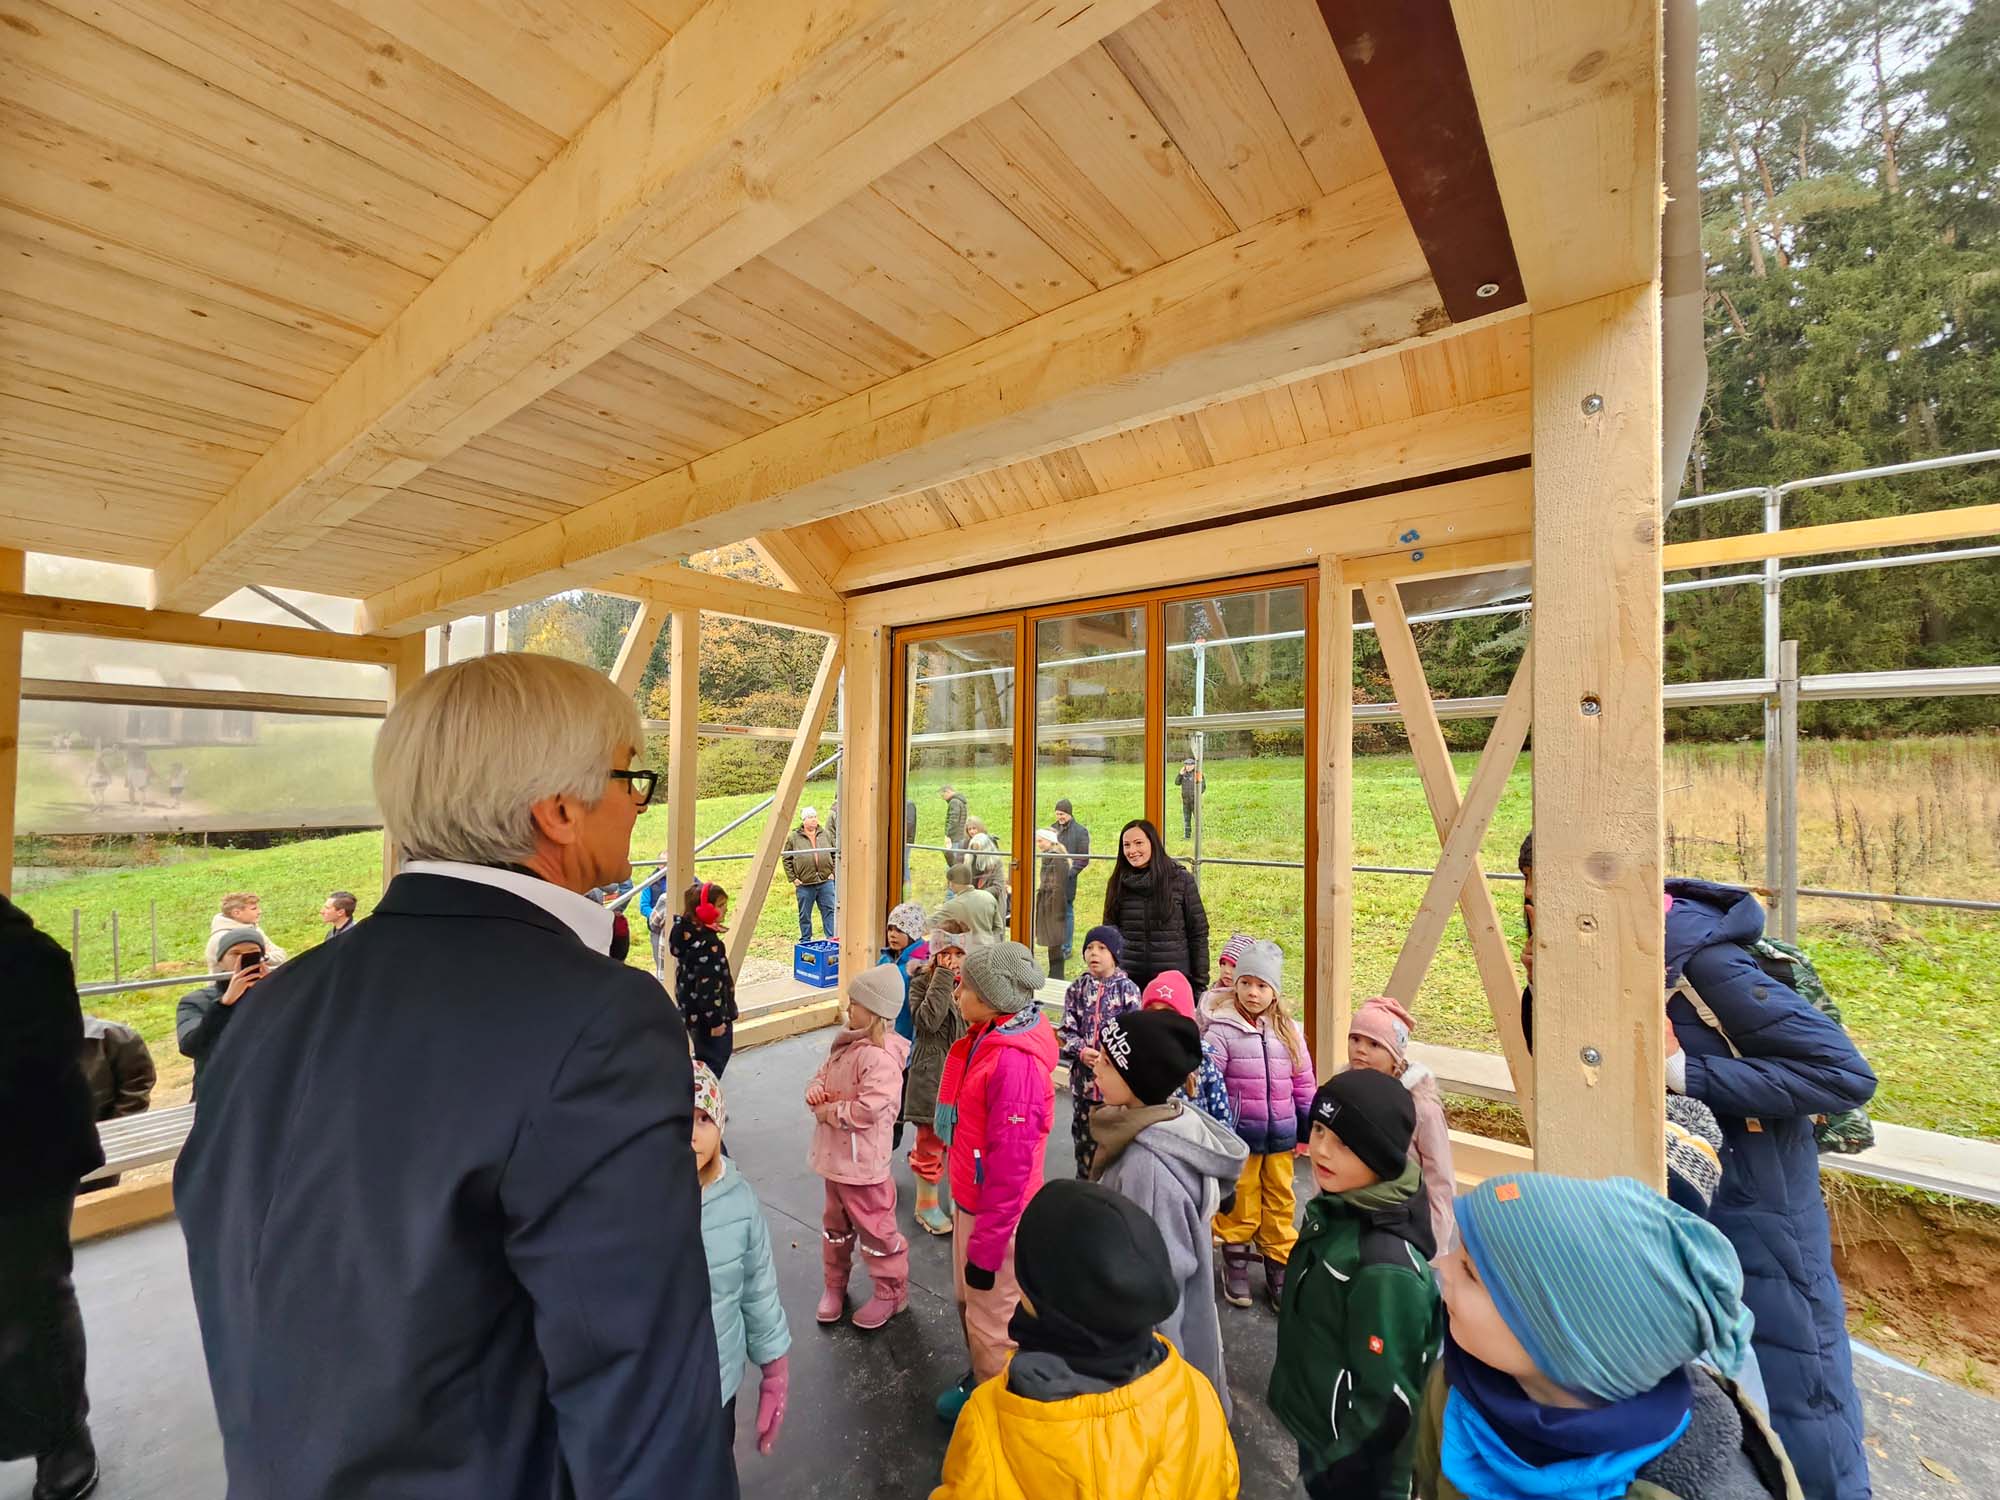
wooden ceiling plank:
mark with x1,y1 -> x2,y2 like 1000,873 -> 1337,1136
870,147 -> 1095,317
637,310 -> 849,418
2,2 -> 483,275
1448,0 -> 1662,309
938,100 -> 1162,288
0,200 -> 371,360
0,102 -> 424,336
762,195 -> 1015,362
337,0 -> 651,140
1012,44 -> 1237,260
0,366 -> 277,454
61,0 -> 551,215
832,379 -> 1528,591
151,0 -> 1166,613
0,309 -> 307,430
0,229 -> 366,382
1217,0 -> 1386,195
362,175 -> 1446,631
678,281 -> 903,396
1103,0 -> 1323,230
1,288 -> 341,408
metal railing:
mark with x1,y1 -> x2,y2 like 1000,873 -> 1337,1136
608,750 -> 842,913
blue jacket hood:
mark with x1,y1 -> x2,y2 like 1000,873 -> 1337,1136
1664,879 -> 1765,984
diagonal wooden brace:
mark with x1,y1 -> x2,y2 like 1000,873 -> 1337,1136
1363,580 -> 1536,1136
1385,645 -> 1534,1004
728,637 -> 844,971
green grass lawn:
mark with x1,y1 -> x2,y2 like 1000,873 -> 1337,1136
17,749 -> 1998,1139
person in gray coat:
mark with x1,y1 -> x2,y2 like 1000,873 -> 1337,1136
1087,1010 -> 1248,1416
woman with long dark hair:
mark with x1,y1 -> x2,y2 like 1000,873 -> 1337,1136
1100,818 -> 1210,992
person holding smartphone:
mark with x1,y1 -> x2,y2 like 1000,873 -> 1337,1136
176,929 -> 269,1098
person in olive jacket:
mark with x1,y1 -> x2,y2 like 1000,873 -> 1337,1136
0,894 -> 103,1500
1100,818 -> 1210,992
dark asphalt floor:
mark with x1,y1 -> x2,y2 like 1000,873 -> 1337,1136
5,1031 -> 1994,1499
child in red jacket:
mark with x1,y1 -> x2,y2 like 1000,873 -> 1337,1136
931,940 -> 1057,1426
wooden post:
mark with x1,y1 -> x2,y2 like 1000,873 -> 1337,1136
729,638 -> 843,970
836,618 -> 888,1004
0,549 -> 22,896
610,601 -> 663,699
665,609 -> 700,915
1363,580 -> 1535,1136
1529,287 -> 1665,1185
1311,558 -> 1354,1075
381,633 -> 428,889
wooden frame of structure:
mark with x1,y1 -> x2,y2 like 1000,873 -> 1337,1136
3,0 -> 1841,1186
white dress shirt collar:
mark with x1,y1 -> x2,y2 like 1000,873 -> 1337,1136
400,860 -> 615,953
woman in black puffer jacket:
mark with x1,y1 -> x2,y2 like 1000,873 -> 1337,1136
1100,818 -> 1210,992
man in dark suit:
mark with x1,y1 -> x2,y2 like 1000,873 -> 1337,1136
0,895 -> 103,1500
175,652 -> 734,1500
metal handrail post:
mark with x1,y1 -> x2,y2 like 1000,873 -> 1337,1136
1777,640 -> 1801,944
1762,487 -> 1784,899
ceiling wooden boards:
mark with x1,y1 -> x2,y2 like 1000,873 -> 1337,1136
146,0 -> 1172,611
810,317 -> 1529,568
0,0 -> 1581,624
0,0 -> 690,584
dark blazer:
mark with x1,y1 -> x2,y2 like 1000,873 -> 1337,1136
175,873 -> 734,1500
0,894 -> 103,1206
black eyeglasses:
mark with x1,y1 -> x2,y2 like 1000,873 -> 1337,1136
611,768 -> 659,808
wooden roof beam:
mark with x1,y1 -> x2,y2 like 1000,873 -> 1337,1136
148,0 -> 1169,614
594,566 -> 844,636
1449,0 -> 1664,310
362,173 -> 1445,634
832,378 -> 1529,592
0,590 -> 401,664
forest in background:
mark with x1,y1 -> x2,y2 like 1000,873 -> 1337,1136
511,0 -> 2000,752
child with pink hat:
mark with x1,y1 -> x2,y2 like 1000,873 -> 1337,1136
1346,995 -> 1457,1256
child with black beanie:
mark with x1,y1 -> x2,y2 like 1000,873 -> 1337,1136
933,1179 -> 1239,1499
1087,1009 -> 1248,1417
1269,1068 -> 1443,1500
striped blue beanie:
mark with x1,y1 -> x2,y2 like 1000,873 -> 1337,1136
1455,1173 -> 1754,1402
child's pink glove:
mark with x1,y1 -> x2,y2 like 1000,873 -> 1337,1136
755,1354 -> 789,1454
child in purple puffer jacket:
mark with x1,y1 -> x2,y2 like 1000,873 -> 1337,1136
1200,938 -> 1315,1311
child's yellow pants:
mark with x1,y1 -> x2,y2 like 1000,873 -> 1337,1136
1212,1150 -> 1299,1263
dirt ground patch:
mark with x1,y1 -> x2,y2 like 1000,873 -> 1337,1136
1828,1177 -> 2000,1395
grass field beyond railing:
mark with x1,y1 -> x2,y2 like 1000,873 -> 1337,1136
15,740 -> 1998,1138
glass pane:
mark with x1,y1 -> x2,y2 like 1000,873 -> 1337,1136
1165,588 -> 1310,1005
1030,608 -> 1145,979
17,702 -> 380,834
902,627 -> 1016,917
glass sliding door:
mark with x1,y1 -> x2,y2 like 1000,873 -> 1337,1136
898,625 -> 1018,918
1029,607 -> 1147,982
1164,586 -> 1310,1003
890,569 -> 1315,1012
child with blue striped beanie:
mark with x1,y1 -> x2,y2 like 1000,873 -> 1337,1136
1415,1173 -> 1800,1500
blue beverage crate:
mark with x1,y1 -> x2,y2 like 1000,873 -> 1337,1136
793,939 -> 841,989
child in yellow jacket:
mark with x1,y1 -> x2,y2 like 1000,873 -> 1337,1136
932,1179 -> 1238,1500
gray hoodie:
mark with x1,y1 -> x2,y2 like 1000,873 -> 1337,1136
1090,1100 -> 1249,1417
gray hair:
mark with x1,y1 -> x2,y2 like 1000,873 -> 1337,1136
373,653 -> 643,866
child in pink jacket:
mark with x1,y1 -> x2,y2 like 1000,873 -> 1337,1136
931,940 -> 1057,1426
806,966 -> 912,1331
1344,995 -> 1457,1256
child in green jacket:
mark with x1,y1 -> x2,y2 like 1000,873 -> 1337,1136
1268,1068 -> 1443,1500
